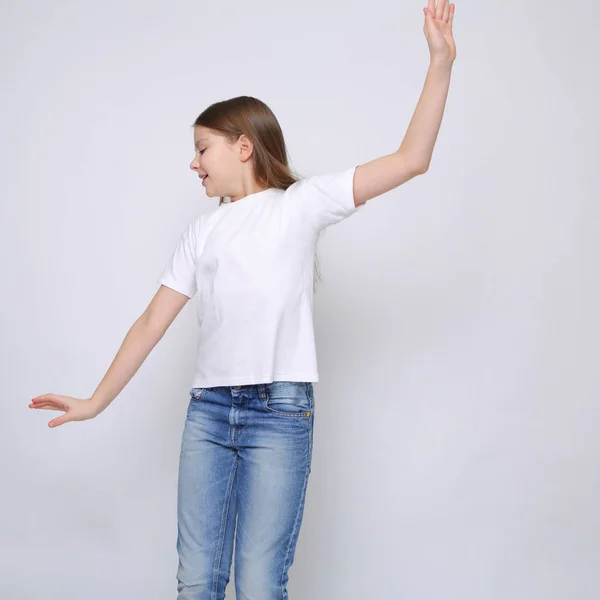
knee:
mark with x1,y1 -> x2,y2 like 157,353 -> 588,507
235,568 -> 290,600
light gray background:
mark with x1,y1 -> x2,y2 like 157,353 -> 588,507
2,0 -> 598,598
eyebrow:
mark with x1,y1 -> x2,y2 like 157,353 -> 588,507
194,138 -> 209,148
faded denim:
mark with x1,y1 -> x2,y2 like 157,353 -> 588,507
176,381 -> 315,600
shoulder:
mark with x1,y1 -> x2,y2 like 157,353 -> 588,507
283,166 -> 356,196
176,209 -> 214,247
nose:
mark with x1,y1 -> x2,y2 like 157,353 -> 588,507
190,155 -> 199,171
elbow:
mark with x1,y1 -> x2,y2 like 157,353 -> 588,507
415,162 -> 430,175
139,313 -> 168,340
405,155 -> 429,175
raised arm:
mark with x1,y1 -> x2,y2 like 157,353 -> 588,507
353,0 -> 457,207
30,285 -> 190,427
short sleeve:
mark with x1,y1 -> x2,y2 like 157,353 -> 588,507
292,165 -> 366,233
157,218 -> 200,299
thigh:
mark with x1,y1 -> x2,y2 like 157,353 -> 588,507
234,382 -> 315,599
176,388 -> 238,599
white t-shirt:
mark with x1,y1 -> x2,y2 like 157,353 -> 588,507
158,165 -> 366,388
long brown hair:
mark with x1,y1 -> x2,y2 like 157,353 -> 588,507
192,96 -> 323,293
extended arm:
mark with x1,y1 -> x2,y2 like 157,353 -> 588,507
353,1 -> 457,207
30,284 -> 191,427
88,284 -> 190,415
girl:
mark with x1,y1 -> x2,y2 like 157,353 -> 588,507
30,2 -> 457,598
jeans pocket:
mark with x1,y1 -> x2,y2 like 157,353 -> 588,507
265,381 -> 313,417
190,388 -> 205,401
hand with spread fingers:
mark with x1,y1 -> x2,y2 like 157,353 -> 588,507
423,0 -> 457,64
29,393 -> 99,428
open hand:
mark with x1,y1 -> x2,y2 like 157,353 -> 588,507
29,393 -> 99,428
423,0 -> 457,64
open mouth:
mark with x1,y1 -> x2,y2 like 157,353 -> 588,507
201,175 -> 208,184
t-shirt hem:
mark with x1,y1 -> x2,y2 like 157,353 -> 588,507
347,165 -> 366,213
158,277 -> 195,299
190,372 -> 319,388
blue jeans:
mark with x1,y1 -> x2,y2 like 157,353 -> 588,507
176,381 -> 315,600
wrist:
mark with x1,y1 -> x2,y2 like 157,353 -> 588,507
88,396 -> 104,417
429,56 -> 454,71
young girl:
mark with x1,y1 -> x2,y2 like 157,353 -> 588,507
30,2 -> 456,598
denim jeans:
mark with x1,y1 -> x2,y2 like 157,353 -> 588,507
176,381 -> 315,600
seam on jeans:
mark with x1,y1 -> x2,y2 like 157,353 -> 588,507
265,382 -> 312,418
279,423 -> 313,598
212,454 -> 239,600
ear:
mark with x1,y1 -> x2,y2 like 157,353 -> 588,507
237,134 -> 255,162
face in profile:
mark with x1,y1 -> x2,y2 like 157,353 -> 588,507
191,126 -> 252,199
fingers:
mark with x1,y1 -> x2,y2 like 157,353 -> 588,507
30,400 -> 68,411
30,394 -> 74,427
427,1 -> 454,24
49,416 -> 69,428
443,1 -> 450,22
436,0 -> 447,20
29,395 -> 69,412
31,394 -> 56,404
